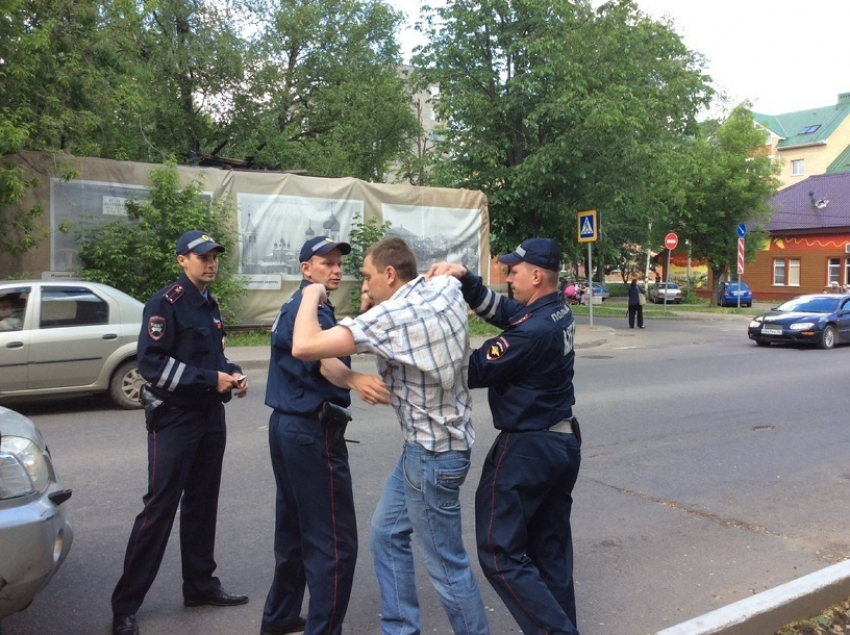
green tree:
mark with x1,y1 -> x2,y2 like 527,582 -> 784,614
223,0 -> 420,180
66,162 -> 245,322
670,104 -> 780,295
347,212 -> 391,311
413,0 -> 712,262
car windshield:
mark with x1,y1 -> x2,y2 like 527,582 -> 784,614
726,283 -> 749,291
657,283 -> 678,290
776,297 -> 839,313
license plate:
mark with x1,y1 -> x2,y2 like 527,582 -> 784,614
761,327 -> 782,335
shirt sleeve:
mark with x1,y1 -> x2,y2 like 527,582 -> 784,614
459,270 -> 523,329
468,327 -> 539,389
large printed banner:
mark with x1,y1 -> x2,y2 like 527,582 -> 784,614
7,152 -> 489,323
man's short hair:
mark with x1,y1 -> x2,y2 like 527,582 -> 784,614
365,237 -> 418,283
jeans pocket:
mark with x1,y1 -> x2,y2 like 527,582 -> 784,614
402,453 -> 423,493
433,463 -> 469,510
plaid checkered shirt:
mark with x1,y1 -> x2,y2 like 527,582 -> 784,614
339,275 -> 474,453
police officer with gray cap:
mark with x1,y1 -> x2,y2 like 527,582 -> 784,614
428,237 -> 582,635
112,230 -> 249,635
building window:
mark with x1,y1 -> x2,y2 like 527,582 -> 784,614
773,258 -> 800,286
845,259 -> 850,287
828,258 -> 841,285
798,124 -> 821,134
791,159 -> 804,176
773,259 -> 785,285
788,258 -> 800,286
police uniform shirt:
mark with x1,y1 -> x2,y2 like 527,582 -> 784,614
459,271 -> 576,431
139,274 -> 241,408
265,280 -> 351,416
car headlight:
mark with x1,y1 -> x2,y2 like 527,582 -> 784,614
789,322 -> 816,331
0,435 -> 50,499
749,318 -> 763,327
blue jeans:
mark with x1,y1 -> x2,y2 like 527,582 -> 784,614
370,443 -> 490,635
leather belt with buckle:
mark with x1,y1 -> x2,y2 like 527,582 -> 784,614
547,418 -> 574,434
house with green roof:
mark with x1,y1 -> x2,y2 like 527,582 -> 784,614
753,92 -> 850,188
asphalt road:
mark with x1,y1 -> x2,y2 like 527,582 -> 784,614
4,314 -> 850,635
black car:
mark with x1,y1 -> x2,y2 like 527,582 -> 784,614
747,294 -> 850,350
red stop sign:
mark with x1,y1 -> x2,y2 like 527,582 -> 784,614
664,232 -> 678,250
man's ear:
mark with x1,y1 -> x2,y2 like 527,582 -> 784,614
385,265 -> 398,286
300,260 -> 311,280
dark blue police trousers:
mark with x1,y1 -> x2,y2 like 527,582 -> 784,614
476,429 -> 581,635
262,411 -> 357,635
112,403 -> 226,616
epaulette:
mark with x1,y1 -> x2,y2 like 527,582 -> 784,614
163,283 -> 185,304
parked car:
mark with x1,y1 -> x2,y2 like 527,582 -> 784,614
718,280 -> 753,307
650,282 -> 683,304
0,406 -> 73,619
747,294 -> 850,350
0,281 -> 144,408
575,281 -> 610,301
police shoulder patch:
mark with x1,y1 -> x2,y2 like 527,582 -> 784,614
148,315 -> 166,340
485,336 -> 510,361
163,284 -> 184,304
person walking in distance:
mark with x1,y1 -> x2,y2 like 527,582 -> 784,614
628,278 -> 646,329
261,236 -> 389,635
428,237 -> 582,635
111,231 -> 249,635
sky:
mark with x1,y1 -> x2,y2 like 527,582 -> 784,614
387,0 -> 849,115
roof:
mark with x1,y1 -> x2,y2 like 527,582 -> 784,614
754,93 -> 850,150
765,172 -> 850,232
826,143 -> 850,174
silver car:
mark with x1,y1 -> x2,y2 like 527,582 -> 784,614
0,281 -> 144,409
0,406 -> 73,619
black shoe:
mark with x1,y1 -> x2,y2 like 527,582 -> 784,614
260,616 -> 306,635
113,614 -> 139,635
639,325 -> 645,328
184,588 -> 249,607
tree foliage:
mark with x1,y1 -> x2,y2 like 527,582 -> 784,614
413,0 -> 713,264
668,104 -> 780,291
65,162 -> 244,322
347,212 -> 391,311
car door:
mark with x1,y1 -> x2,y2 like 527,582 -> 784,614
0,285 -> 33,393
27,285 -> 117,390
837,298 -> 850,341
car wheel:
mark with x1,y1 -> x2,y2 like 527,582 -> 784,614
755,340 -> 770,347
819,325 -> 836,350
110,359 -> 144,409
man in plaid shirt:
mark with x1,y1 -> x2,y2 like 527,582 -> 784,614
292,236 -> 489,635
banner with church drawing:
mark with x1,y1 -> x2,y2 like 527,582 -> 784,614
5,152 -> 489,322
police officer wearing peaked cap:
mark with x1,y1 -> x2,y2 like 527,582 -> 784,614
427,237 -> 582,635
111,230 -> 249,635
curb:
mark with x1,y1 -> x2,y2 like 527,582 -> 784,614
656,558 -> 850,635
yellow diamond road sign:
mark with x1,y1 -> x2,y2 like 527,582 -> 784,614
577,209 -> 597,243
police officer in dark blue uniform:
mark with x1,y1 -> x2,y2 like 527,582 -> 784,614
428,238 -> 582,635
262,236 -> 389,635
112,230 -> 249,635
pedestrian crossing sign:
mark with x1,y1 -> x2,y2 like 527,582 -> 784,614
577,209 -> 598,243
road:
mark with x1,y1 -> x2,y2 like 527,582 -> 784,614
4,314 -> 849,635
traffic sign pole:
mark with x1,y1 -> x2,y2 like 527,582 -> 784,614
737,237 -> 745,308
663,233 -> 678,314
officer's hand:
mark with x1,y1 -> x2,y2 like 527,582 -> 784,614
216,371 -> 239,393
425,262 -> 467,280
351,374 -> 391,406
303,282 -> 328,305
234,375 -> 248,398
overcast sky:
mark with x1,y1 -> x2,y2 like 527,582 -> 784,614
387,0 -> 849,115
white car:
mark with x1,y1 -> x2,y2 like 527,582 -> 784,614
0,281 -> 144,409
0,406 -> 73,619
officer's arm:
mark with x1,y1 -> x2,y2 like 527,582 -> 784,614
292,283 -> 356,361
457,270 -> 522,329
467,330 -> 536,389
